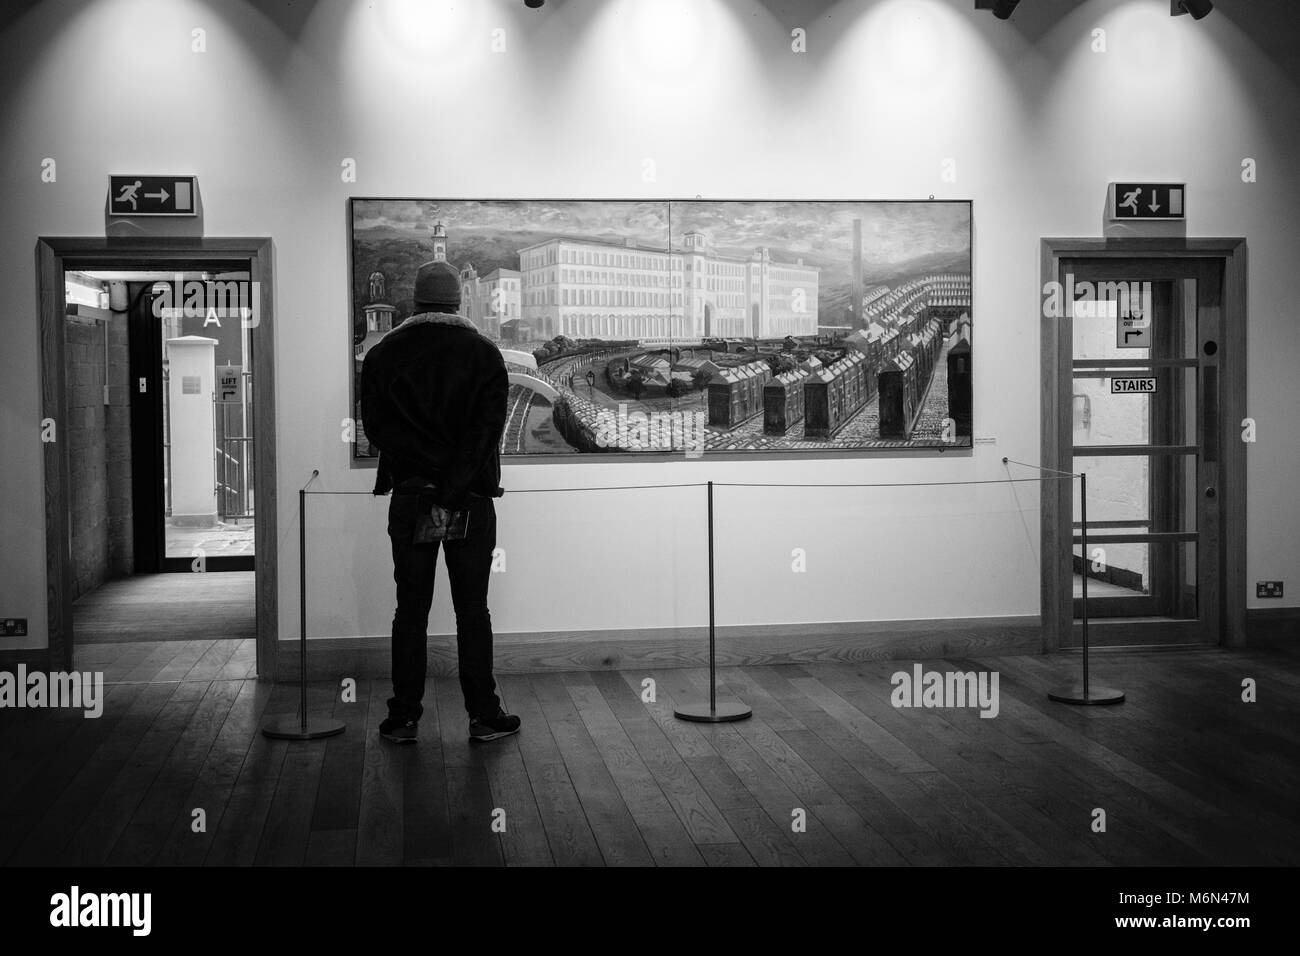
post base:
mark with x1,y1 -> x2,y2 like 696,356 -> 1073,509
1047,684 -> 1126,705
673,702 -> 753,723
261,715 -> 347,740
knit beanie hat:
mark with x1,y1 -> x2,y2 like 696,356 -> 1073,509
412,260 -> 461,310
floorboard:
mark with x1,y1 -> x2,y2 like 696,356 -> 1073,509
3,644 -> 1298,866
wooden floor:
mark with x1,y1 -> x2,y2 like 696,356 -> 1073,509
1,641 -> 1297,866
72,572 -> 255,644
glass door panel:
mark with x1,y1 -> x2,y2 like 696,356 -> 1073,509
1064,265 -> 1210,631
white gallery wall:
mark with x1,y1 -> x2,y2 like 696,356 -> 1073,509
1,0 -> 1297,650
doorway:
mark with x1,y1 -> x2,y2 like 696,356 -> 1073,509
1040,239 -> 1247,650
115,269 -> 258,572
37,238 -> 279,677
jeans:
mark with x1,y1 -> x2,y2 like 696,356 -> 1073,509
386,487 -> 500,722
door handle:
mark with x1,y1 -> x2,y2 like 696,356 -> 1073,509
1205,486 -> 1217,499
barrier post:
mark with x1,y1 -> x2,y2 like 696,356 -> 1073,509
262,471 -> 347,739
674,480 -> 752,723
1048,470 -> 1125,705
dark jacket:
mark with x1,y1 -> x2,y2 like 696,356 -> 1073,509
359,311 -> 507,507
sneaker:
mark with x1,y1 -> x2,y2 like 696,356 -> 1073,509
379,715 -> 418,744
468,709 -> 521,742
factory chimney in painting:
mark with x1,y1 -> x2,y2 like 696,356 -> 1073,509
852,217 -> 864,328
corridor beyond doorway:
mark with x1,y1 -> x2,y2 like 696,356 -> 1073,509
72,572 -> 254,645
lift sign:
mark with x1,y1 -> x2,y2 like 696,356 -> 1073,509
1111,376 -> 1156,394
219,367 -> 241,402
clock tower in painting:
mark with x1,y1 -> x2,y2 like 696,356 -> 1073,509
432,221 -> 447,262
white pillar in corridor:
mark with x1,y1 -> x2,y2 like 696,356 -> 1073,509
165,335 -> 218,527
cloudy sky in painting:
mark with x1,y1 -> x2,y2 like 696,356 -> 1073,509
672,201 -> 970,266
353,200 -> 670,246
352,199 -> 969,274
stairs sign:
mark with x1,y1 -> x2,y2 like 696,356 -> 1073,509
108,175 -> 198,217
1111,376 -> 1157,394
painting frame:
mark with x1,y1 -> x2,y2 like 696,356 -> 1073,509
348,197 -> 974,464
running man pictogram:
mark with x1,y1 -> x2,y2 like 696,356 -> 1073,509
1118,187 -> 1142,214
115,179 -> 143,211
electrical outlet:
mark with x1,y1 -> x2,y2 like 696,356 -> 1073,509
0,618 -> 28,636
1256,581 -> 1284,599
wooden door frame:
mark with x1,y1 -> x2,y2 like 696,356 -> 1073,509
1040,237 -> 1247,652
37,237 -> 279,678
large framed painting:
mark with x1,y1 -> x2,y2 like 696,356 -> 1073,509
350,198 -> 972,460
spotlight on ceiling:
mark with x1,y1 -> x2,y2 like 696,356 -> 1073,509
975,0 -> 1021,21
524,0 -> 544,8
1172,0 -> 1213,18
